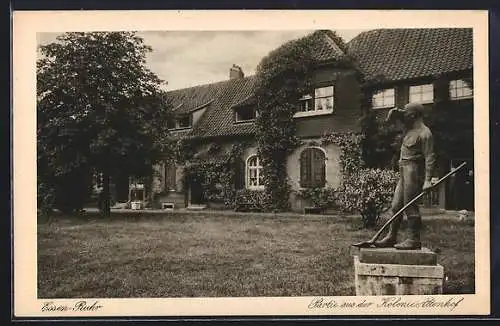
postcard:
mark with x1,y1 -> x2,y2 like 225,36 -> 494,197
12,9 -> 490,318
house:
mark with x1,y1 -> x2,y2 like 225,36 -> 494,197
150,28 -> 474,212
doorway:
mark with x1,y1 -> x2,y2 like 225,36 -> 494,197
189,179 -> 205,206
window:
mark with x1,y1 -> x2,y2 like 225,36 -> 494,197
295,85 -> 334,117
246,155 -> 263,190
449,79 -> 473,100
235,106 -> 257,123
164,162 -> 176,191
178,116 -> 192,129
372,88 -> 395,109
167,115 -> 192,130
409,84 -> 434,104
167,119 -> 176,130
300,148 -> 326,188
314,86 -> 334,111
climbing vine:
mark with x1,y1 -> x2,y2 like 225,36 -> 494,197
296,132 -> 365,210
319,132 -> 364,176
180,140 -> 248,206
253,35 -> 315,210
253,31 -> 358,211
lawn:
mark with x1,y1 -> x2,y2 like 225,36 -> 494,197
37,211 -> 475,298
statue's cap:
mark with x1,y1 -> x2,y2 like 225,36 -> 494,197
402,102 -> 425,114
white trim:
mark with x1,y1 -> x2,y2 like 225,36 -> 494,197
293,109 -> 334,118
300,146 -> 327,159
245,154 -> 264,190
234,119 -> 256,124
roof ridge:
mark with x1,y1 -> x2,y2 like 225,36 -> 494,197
166,74 -> 256,94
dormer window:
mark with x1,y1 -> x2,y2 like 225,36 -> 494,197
234,106 -> 257,123
167,119 -> 176,130
168,115 -> 192,130
178,116 -> 191,129
294,85 -> 335,118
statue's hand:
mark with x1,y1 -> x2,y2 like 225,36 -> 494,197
423,180 -> 433,191
385,108 -> 403,123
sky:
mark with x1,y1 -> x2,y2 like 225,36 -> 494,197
37,29 -> 367,91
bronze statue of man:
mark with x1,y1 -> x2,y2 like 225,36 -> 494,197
375,102 -> 436,250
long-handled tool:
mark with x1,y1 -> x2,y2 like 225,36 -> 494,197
351,161 -> 467,248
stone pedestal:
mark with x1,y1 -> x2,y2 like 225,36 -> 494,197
354,247 -> 444,296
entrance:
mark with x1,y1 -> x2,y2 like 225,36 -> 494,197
447,158 -> 474,211
189,179 -> 205,205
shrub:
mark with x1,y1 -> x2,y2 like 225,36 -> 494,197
234,189 -> 272,212
296,187 -> 339,210
337,168 -> 399,228
38,171 -> 92,215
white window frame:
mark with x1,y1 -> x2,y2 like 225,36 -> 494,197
246,155 -> 264,190
372,88 -> 396,109
234,106 -> 258,123
294,85 -> 335,118
449,79 -> 473,100
409,84 -> 434,104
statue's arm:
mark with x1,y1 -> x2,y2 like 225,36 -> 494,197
421,132 -> 436,182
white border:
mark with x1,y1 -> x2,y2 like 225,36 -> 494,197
13,9 -> 490,317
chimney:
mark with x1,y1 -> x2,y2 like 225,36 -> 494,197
229,64 -> 244,79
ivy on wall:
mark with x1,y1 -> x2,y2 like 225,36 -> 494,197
296,132 -> 365,210
253,31 -> 360,211
180,140 -> 248,206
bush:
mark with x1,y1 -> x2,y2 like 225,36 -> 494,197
337,168 -> 399,228
234,189 -> 272,212
296,187 -> 338,210
38,171 -> 92,215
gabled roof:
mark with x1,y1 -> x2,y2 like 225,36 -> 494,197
346,28 -> 473,83
166,75 -> 258,139
308,30 -> 348,62
190,75 -> 258,138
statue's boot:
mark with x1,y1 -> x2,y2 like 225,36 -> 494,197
394,215 -> 422,250
373,215 -> 402,248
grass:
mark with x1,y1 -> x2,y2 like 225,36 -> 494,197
37,211 -> 475,298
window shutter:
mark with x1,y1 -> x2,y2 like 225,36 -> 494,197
165,162 -> 176,191
300,150 -> 311,188
300,148 -> 325,188
312,149 -> 326,187
234,159 -> 245,189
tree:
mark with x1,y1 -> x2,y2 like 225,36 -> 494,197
37,32 -> 172,216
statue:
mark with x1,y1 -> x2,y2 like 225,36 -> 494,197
374,102 -> 436,250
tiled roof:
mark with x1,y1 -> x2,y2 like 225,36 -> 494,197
165,30 -> 345,139
346,28 -> 473,83
165,28 -> 472,140
191,76 -> 258,138
308,30 -> 347,62
167,80 -> 226,115
166,75 -> 258,139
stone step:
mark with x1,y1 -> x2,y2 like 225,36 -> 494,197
359,247 -> 437,266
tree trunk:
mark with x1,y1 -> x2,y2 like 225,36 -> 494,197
100,170 -> 111,217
